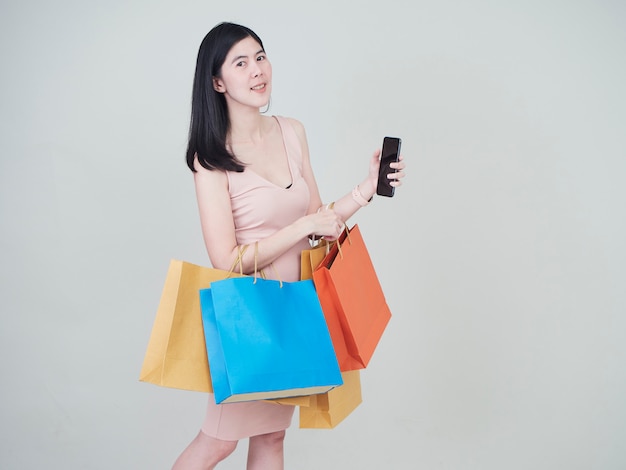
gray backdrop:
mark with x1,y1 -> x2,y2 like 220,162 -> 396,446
1,0 -> 625,469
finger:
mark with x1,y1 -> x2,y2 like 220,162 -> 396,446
387,170 -> 405,180
389,170 -> 406,178
370,150 -> 381,170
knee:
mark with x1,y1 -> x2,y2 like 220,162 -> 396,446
172,432 -> 238,470
211,436 -> 238,461
253,430 -> 286,449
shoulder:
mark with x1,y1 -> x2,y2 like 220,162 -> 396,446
278,115 -> 305,133
275,115 -> 308,144
193,155 -> 229,188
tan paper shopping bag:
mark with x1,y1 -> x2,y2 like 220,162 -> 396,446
139,259 -> 241,392
301,239 -> 334,280
299,370 -> 362,428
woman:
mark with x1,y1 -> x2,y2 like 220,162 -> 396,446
173,22 -> 405,470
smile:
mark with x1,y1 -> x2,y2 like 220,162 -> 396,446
251,83 -> 266,91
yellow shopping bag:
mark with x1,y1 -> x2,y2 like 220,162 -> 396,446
139,259 -> 242,392
299,370 -> 362,428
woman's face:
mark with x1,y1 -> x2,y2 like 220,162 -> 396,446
213,36 -> 272,110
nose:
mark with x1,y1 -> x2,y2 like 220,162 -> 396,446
250,62 -> 262,78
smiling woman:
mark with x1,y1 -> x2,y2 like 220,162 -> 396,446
168,21 -> 405,470
212,37 -> 273,120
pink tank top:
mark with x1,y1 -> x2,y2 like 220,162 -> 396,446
226,116 -> 311,282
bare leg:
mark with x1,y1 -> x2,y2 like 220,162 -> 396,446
246,430 -> 286,470
172,431 -> 238,470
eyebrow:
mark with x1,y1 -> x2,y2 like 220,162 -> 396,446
230,49 -> 265,64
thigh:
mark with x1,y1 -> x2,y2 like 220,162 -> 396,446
201,394 -> 295,441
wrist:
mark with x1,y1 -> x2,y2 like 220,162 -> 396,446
352,184 -> 373,207
295,216 -> 315,240
359,178 -> 376,201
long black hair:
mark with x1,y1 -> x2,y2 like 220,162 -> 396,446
186,22 -> 265,172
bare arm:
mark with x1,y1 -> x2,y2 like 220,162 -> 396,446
290,119 -> 406,230
193,119 -> 405,272
193,153 -> 342,274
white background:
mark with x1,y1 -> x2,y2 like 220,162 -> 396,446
1,0 -> 625,468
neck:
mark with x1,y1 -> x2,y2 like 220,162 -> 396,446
227,104 -> 266,144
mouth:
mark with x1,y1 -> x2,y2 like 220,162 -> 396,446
251,83 -> 266,91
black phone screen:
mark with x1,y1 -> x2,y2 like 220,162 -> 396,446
376,137 -> 401,197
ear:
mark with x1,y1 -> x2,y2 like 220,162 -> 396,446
213,76 -> 225,93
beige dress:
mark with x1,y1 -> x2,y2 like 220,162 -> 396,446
201,116 -> 312,440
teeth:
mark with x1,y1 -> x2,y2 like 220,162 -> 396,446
251,84 -> 265,90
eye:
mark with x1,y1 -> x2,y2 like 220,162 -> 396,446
256,55 -> 266,62
236,61 -> 246,67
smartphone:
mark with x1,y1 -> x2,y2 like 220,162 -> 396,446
376,136 -> 402,197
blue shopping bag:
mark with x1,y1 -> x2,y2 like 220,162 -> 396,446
200,277 -> 343,404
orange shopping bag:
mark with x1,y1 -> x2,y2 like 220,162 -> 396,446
297,238 -> 362,424
312,224 -> 391,371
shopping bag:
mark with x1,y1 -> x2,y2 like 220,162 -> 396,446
300,236 -> 364,426
299,370 -> 362,429
200,274 -> 343,404
139,259 -> 242,392
312,224 -> 391,371
301,239 -> 333,280
271,395 -> 312,407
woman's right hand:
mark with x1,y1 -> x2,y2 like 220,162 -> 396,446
304,206 -> 344,241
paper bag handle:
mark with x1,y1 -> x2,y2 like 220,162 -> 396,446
253,241 -> 283,287
224,244 -> 249,278
334,225 -> 352,260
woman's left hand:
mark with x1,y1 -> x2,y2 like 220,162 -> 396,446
365,149 -> 407,194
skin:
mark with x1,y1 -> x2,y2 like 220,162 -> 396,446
174,35 -> 406,470
195,36 -> 405,275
